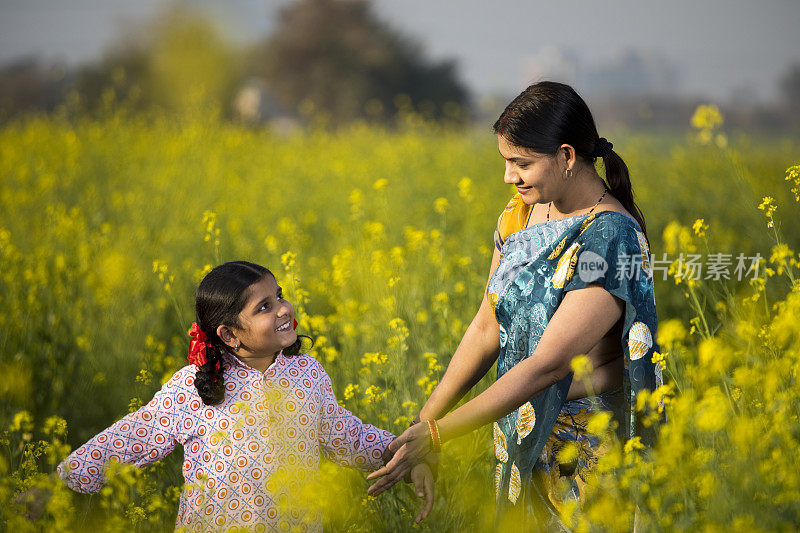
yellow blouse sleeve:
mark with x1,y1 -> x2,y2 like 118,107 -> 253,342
494,193 -> 533,250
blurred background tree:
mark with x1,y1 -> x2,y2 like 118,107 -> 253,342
250,0 -> 469,125
0,59 -> 70,116
74,5 -> 243,116
779,62 -> 800,118
0,0 -> 468,126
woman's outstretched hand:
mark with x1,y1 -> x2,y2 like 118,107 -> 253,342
409,462 -> 435,523
366,423 -> 432,496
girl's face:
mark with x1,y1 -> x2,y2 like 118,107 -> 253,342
232,275 -> 297,356
498,134 -> 562,205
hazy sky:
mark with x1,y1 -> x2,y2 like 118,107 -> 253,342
1,0 -> 799,103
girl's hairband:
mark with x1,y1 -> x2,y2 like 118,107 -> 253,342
188,322 -> 212,367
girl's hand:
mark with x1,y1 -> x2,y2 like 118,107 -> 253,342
366,423 -> 432,496
409,462 -> 435,523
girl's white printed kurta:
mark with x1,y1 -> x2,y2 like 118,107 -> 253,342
57,352 -> 394,531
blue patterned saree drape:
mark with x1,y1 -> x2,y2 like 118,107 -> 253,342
486,210 -> 660,526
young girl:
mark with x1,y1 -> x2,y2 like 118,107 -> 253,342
56,261 -> 433,531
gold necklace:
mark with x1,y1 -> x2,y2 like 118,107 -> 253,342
547,186 -> 609,222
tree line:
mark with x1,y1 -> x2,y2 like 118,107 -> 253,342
0,0 -> 470,126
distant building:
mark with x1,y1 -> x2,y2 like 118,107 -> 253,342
520,45 -> 681,100
232,77 -> 299,133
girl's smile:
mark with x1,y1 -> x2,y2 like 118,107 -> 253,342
229,275 -> 297,363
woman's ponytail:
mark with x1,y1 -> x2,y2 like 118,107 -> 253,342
600,148 -> 648,244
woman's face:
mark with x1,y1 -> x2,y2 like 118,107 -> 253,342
232,274 -> 297,356
497,134 -> 562,205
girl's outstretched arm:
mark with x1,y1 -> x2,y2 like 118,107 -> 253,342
57,368 -> 189,493
315,360 -> 395,471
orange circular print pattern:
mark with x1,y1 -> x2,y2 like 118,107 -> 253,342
57,352 -> 394,532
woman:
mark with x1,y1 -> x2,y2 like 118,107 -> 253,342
367,82 -> 660,527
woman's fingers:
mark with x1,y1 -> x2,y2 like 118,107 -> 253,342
367,431 -> 432,499
414,472 -> 434,523
366,464 -> 389,481
367,474 -> 396,497
387,429 -> 412,454
367,463 -> 408,496
410,465 -> 425,497
423,473 -> 434,520
367,453 -> 405,494
410,463 -> 435,523
367,442 -> 407,481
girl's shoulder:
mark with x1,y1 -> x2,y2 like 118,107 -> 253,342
285,352 -> 322,370
139,366 -> 202,411
283,353 -> 328,381
160,365 -> 201,393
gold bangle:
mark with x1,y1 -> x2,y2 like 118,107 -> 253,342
427,419 -> 442,453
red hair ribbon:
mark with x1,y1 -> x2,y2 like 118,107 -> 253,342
188,322 -> 210,367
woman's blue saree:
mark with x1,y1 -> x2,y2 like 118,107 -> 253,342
486,205 -> 661,528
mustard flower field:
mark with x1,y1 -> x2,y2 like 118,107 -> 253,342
1,105 -> 799,531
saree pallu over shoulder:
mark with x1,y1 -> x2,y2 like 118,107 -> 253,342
486,209 -> 661,520
494,193 -> 533,250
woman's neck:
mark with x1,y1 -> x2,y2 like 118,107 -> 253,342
550,169 -> 607,219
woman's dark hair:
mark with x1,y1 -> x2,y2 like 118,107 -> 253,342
194,260 -> 310,405
493,81 -> 648,242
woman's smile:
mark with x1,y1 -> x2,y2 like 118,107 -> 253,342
497,134 -> 557,204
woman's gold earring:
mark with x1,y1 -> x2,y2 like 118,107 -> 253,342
564,168 -> 573,179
